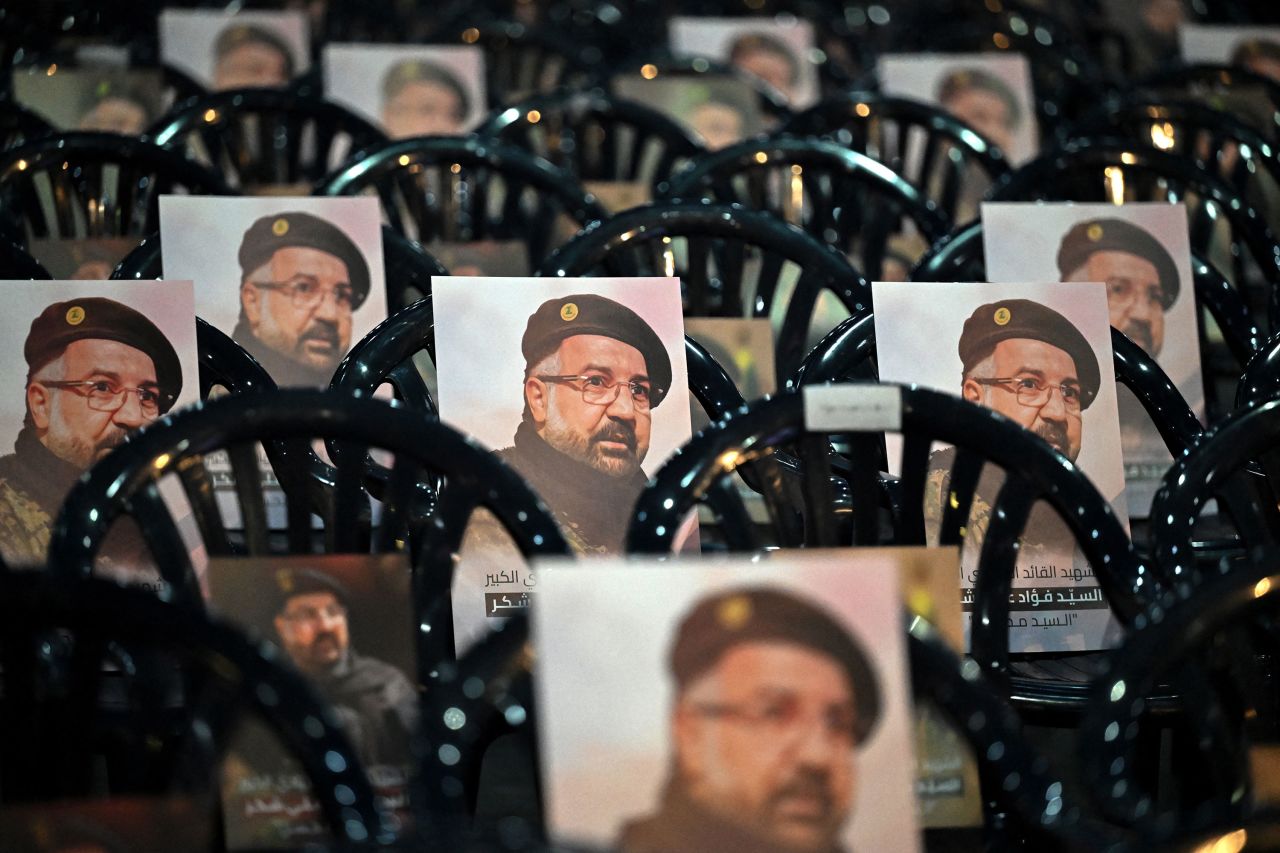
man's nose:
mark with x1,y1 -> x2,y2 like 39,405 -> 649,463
605,386 -> 637,418
111,391 -> 148,428
1128,292 -> 1154,322
1038,385 -> 1069,420
794,722 -> 841,766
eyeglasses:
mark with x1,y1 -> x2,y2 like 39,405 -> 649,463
252,278 -> 355,312
38,379 -> 171,419
537,374 -> 654,412
1106,279 -> 1166,311
972,376 -> 1083,413
687,696 -> 857,744
280,602 -> 347,624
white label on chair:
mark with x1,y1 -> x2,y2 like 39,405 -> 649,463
803,385 -> 902,432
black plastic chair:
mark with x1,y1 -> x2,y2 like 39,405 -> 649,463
146,88 -> 389,192
476,89 -> 705,195
986,138 -> 1280,329
195,317 -> 276,399
111,225 -> 449,313
1079,556 -> 1280,837
782,92 -> 1014,224
48,390 -> 571,676
910,220 -> 1263,420
537,200 -> 870,378
625,386 -> 1155,713
1148,399 -> 1280,592
1060,96 -> 1280,190
0,235 -> 53,279
315,135 -> 609,270
427,20 -> 600,106
661,135 -> 951,279
0,132 -> 234,244
417,602 -> 1125,849
1133,63 -> 1280,140
0,571 -> 393,844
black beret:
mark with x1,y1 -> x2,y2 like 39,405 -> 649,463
273,568 -> 349,614
25,297 -> 183,413
1056,218 -> 1179,309
959,299 -> 1101,410
238,211 -> 372,310
670,586 -> 881,744
521,294 -> 674,407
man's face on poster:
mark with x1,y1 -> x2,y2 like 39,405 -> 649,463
28,338 -> 159,470
526,334 -> 653,477
1062,249 -> 1165,355
214,41 -> 290,90
274,590 -> 350,675
942,87 -> 1014,154
689,101 -> 745,150
78,96 -> 148,135
962,337 -> 1084,461
241,245 -> 355,376
382,80 -> 465,138
733,47 -> 796,99
673,641 -> 858,852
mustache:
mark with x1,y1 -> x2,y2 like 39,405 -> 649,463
300,321 -> 340,348
766,771 -> 834,818
1035,420 -> 1071,456
593,420 -> 637,451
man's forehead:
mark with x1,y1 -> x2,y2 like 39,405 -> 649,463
558,333 -> 649,371
692,640 -> 855,697
990,337 -> 1079,376
62,338 -> 158,375
1084,249 -> 1160,279
267,245 -> 351,277
282,590 -> 339,610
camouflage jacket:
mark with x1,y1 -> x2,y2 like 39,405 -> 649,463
0,430 -> 82,567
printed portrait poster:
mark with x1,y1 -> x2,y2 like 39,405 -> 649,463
0,795 -> 215,852
159,195 -> 388,526
11,67 -> 165,135
877,53 -> 1040,166
1180,23 -> 1280,68
207,554 -> 417,850
159,8 -> 309,91
613,73 -> 767,150
28,237 -> 141,281
872,280 -> 1129,653
982,203 -> 1205,516
532,550 -> 922,853
323,44 -> 488,139
669,16 -> 820,108
434,277 -> 696,650
0,280 -> 199,581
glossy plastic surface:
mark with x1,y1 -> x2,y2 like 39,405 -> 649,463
147,88 -> 389,190
0,571 -> 394,844
315,135 -> 609,269
537,200 -> 869,378
0,132 -> 234,240
626,387 -> 1154,690
661,135 -> 951,279
477,88 -> 705,193
48,391 -> 571,677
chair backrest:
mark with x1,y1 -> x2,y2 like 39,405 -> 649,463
0,571 -> 392,844
147,88 -> 389,191
0,236 -> 53,279
315,135 -> 609,270
0,132 -> 234,243
536,200 -> 870,378
782,92 -> 1013,223
426,20 -> 599,106
986,138 -> 1280,328
0,98 -> 55,151
1060,96 -> 1280,190
661,136 -> 951,280
48,390 -> 570,671
1148,399 -> 1280,589
476,89 -> 705,194
624,386 -> 1152,683
1132,63 -> 1280,139
110,225 -> 449,313
910,221 -> 1264,418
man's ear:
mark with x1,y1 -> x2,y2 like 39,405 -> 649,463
525,376 -> 549,426
241,279 -> 261,324
273,614 -> 288,641
27,382 -> 51,430
961,377 -> 983,404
